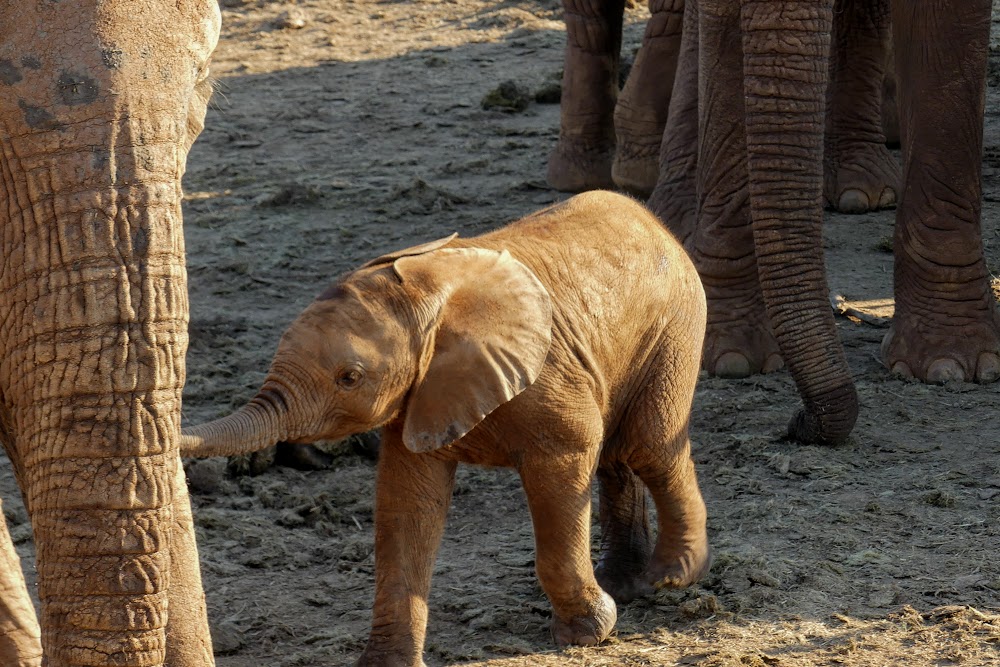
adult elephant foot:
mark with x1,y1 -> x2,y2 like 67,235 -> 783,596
881,309 -> 1000,384
824,139 -> 900,214
546,139 -> 615,192
611,131 -> 660,198
703,315 -> 784,379
549,589 -> 617,647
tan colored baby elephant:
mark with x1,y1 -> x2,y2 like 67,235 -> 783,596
182,190 -> 710,666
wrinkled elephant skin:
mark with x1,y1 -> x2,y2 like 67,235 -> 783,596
182,192 -> 711,667
0,2 -> 219,665
645,0 -> 1000,445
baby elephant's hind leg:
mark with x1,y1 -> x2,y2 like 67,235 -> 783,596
594,459 -> 654,604
625,354 -> 710,591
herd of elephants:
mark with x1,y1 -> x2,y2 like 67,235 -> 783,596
0,0 -> 997,666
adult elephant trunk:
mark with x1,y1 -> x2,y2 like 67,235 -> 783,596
4,161 -> 208,665
741,0 -> 858,444
181,362 -> 317,458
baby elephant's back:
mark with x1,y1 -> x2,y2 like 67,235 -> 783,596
483,191 -> 705,385
491,190 -> 702,317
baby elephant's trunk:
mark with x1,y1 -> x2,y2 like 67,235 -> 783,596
181,371 -> 302,458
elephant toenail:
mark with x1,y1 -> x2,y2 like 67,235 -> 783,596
926,358 -> 965,384
976,352 -> 1000,383
713,352 -> 751,378
890,361 -> 914,380
838,189 -> 870,214
879,187 -> 896,208
762,354 -> 784,373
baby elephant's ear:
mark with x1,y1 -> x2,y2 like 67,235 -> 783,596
394,248 -> 553,453
361,233 -> 458,269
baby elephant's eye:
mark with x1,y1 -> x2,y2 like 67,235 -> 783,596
338,369 -> 363,389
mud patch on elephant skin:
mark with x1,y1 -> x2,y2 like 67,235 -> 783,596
17,100 -> 61,130
19,56 -> 41,71
101,48 -> 125,69
132,227 -> 150,256
56,70 -> 100,106
0,60 -> 22,85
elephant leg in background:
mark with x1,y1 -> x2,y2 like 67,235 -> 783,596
682,0 -> 783,380
611,0 -> 685,196
594,462 -> 653,604
882,0 -> 1000,383
823,0 -> 899,214
647,0 -> 699,241
356,429 -> 457,667
546,0 -> 626,192
0,499 -> 41,667
520,444 -> 617,647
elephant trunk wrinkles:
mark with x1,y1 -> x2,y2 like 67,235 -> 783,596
2,135 -> 195,664
741,1 -> 858,444
181,363 -> 308,457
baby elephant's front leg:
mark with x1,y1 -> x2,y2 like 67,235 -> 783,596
520,450 -> 617,646
356,433 -> 457,667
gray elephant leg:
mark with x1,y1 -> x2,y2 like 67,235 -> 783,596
519,441 -> 616,647
0,498 -> 41,667
685,0 -> 783,379
357,430 -> 456,667
823,0 -> 899,213
647,0 -> 699,241
594,460 -> 653,604
612,0 -> 685,196
547,0 -> 626,192
882,0 -> 1000,383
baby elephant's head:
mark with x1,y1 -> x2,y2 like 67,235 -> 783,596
182,237 -> 553,458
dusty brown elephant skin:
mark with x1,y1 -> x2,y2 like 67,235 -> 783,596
182,191 -> 711,667
647,0 -> 1000,447
0,1 -> 219,665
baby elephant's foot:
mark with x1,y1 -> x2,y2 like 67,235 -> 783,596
595,563 -> 653,605
647,544 -> 711,590
550,589 -> 617,647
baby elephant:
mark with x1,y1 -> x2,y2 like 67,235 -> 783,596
183,190 -> 710,666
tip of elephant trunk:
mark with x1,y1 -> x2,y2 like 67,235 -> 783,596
180,392 -> 294,459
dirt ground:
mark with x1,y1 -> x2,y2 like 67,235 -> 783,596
5,1 -> 1000,665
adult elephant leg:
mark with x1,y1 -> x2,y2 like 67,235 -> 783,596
647,0 -> 699,242
882,0 -> 1000,383
612,0 -> 685,196
742,0 -> 858,444
686,0 -> 783,379
823,0 -> 899,213
0,497 -> 42,667
547,0 -> 626,192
